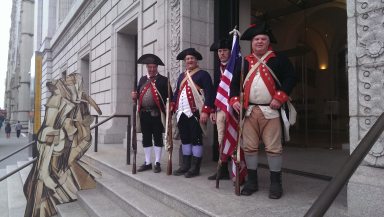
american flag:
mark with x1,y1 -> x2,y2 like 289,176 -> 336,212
214,33 -> 247,182
214,33 -> 240,159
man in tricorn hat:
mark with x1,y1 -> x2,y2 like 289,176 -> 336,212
132,54 -> 172,173
230,21 -> 297,198
172,48 -> 215,178
207,38 -> 233,181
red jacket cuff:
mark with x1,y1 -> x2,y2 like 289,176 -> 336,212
273,91 -> 289,104
229,96 -> 240,107
201,105 -> 212,114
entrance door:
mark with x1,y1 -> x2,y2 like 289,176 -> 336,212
234,0 -> 349,177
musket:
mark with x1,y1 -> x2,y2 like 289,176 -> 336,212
235,49 -> 245,196
215,138 -> 225,188
165,72 -> 173,175
132,66 -> 138,174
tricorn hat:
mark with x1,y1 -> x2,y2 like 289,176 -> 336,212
137,54 -> 165,66
240,20 -> 277,43
210,38 -> 232,51
176,48 -> 203,60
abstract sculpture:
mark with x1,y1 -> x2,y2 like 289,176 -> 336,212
24,73 -> 102,217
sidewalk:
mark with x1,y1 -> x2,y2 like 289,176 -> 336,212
0,129 -> 30,169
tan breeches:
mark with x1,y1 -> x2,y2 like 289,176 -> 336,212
242,107 -> 282,156
216,110 -> 226,145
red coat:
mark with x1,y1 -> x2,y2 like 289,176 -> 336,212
230,52 -> 293,109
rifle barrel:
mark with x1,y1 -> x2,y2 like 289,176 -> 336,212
167,151 -> 172,175
166,74 -> 173,176
235,163 -> 240,196
215,160 -> 222,189
132,100 -> 137,174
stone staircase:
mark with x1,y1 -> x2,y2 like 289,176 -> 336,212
0,144 -> 349,217
56,144 -> 348,217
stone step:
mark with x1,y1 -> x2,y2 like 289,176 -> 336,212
56,201 -> 90,217
83,144 -> 348,217
77,188 -> 130,217
82,154 -> 215,217
17,160 -> 33,185
6,165 -> 26,217
97,171 -> 185,217
0,169 -> 9,217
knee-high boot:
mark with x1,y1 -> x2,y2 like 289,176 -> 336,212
173,155 -> 191,176
269,171 -> 283,199
184,156 -> 202,178
240,169 -> 258,196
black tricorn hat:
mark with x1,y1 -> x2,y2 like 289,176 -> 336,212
210,38 -> 232,51
176,48 -> 203,60
240,21 -> 277,43
137,54 -> 165,66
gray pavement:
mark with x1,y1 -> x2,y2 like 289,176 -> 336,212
0,129 -> 31,169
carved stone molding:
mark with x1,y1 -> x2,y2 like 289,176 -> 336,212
352,117 -> 384,167
353,1 -> 384,167
51,0 -> 107,58
169,0 -> 181,86
355,1 -> 384,66
357,66 -> 384,116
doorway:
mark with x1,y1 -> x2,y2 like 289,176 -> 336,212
236,0 -> 349,177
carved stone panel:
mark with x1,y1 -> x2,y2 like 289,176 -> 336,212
168,0 -> 181,87
350,1 -> 384,167
350,116 -> 384,167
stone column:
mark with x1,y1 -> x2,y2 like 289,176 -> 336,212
347,1 -> 384,216
16,0 -> 34,127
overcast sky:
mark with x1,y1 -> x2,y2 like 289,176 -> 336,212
0,1 -> 12,109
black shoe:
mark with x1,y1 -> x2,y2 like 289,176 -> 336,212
269,171 -> 283,199
207,173 -> 218,180
173,155 -> 192,176
208,162 -> 230,180
154,162 -> 161,173
240,169 -> 258,196
137,163 -> 152,172
185,156 -> 202,178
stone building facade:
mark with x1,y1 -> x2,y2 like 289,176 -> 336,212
5,0 -> 34,127
34,0 -> 214,144
31,0 -> 384,215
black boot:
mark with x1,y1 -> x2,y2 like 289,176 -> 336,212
269,171 -> 283,199
185,156 -> 202,178
240,169 -> 258,196
173,155 -> 191,176
208,162 -> 230,180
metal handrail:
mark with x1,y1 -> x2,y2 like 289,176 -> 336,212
305,113 -> 384,217
0,141 -> 35,163
0,158 -> 37,182
90,114 -> 131,165
0,114 -> 131,182
0,114 -> 126,164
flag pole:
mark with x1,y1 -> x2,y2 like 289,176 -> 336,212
234,27 -> 244,195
